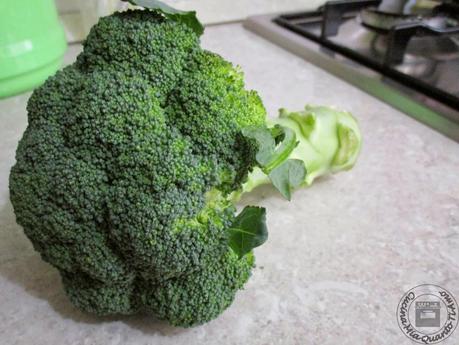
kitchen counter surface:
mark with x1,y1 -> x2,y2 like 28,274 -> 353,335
1,23 -> 459,345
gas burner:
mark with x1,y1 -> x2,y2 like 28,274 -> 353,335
243,0 -> 459,141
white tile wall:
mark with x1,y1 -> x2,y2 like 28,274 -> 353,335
161,0 -> 326,24
56,0 -> 327,42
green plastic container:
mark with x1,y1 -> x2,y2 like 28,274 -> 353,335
0,0 -> 67,99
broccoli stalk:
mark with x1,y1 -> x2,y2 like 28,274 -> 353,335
234,105 -> 362,201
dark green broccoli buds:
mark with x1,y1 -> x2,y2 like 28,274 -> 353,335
10,9 -> 266,327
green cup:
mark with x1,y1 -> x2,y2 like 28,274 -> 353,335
0,0 -> 67,99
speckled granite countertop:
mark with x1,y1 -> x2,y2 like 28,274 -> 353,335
1,24 -> 458,345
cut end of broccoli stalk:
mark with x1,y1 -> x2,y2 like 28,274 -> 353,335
237,105 -> 362,201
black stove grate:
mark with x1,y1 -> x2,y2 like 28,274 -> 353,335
274,0 -> 459,113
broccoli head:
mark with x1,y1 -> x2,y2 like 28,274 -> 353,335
9,9 -> 265,327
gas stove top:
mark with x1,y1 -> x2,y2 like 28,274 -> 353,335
244,0 -> 459,141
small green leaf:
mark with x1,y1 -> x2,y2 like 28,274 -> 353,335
268,159 -> 306,200
242,126 -> 276,166
242,125 -> 298,172
266,126 -> 298,172
228,206 -> 268,259
242,125 -> 304,199
122,0 -> 204,35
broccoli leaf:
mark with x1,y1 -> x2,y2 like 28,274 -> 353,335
265,125 -> 298,172
229,206 -> 268,259
242,125 -> 306,200
268,159 -> 306,200
122,0 -> 204,35
241,126 -> 276,167
242,125 -> 298,172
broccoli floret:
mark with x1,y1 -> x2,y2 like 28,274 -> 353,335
167,50 -> 266,192
76,10 -> 199,102
142,251 -> 254,327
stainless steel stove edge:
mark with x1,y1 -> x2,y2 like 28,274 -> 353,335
243,14 -> 459,143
